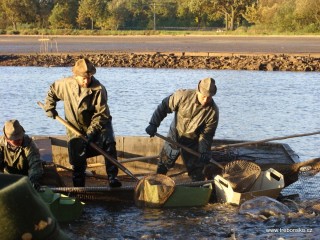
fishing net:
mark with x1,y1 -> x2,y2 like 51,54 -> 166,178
269,158 -> 320,200
297,165 -> 320,199
222,160 -> 261,193
211,148 -> 239,162
205,159 -> 261,193
134,174 -> 175,208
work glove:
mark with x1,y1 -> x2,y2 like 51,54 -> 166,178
199,151 -> 212,164
46,109 -> 58,119
145,124 -> 157,137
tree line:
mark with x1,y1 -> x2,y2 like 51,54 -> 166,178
0,0 -> 319,33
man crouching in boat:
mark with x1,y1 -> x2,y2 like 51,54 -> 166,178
44,58 -> 121,188
145,77 -> 219,181
0,119 -> 44,190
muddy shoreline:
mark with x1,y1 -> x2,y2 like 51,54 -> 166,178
1,52 -> 319,71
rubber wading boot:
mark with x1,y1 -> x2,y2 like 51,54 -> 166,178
109,177 -> 122,188
72,174 -> 85,187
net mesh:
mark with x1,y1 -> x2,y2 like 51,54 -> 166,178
222,160 -> 261,193
134,174 -> 176,208
211,149 -> 239,162
297,166 -> 320,199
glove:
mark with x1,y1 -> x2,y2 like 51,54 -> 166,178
145,124 -> 157,137
46,109 -> 58,119
32,182 -> 41,191
199,151 -> 211,164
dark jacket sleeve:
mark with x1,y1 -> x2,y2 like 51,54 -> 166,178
44,79 -> 64,111
149,95 -> 173,127
25,140 -> 44,184
198,102 -> 219,153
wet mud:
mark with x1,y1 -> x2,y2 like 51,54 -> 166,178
1,53 -> 319,71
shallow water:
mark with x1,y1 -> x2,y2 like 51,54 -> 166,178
0,67 -> 319,239
61,200 -> 320,240
1,67 -> 319,159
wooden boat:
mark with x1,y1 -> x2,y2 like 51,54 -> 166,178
33,135 -> 315,206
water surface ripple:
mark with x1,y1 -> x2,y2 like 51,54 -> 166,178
0,67 -> 319,239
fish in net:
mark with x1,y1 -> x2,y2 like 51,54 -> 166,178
134,174 -> 175,208
222,160 -> 261,193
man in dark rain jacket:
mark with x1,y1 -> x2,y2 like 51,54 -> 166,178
145,77 -> 219,181
0,119 -> 43,190
44,58 -> 121,187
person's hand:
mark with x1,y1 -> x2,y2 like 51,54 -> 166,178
199,151 -> 211,164
46,109 -> 58,119
145,124 -> 157,137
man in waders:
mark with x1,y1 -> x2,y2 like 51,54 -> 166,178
145,77 -> 219,181
44,58 -> 121,187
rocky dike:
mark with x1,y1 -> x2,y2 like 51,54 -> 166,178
0,52 -> 319,71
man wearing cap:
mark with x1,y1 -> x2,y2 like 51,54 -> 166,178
0,119 -> 44,190
145,77 -> 219,181
44,58 -> 121,187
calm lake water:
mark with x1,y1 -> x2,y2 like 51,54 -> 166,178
0,67 -> 319,239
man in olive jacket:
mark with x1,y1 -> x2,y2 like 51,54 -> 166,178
44,58 -> 121,187
0,119 -> 43,190
145,77 -> 219,181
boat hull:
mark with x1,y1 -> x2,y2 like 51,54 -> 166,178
34,135 -> 300,204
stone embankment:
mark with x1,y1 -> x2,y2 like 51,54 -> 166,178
0,52 -> 319,71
